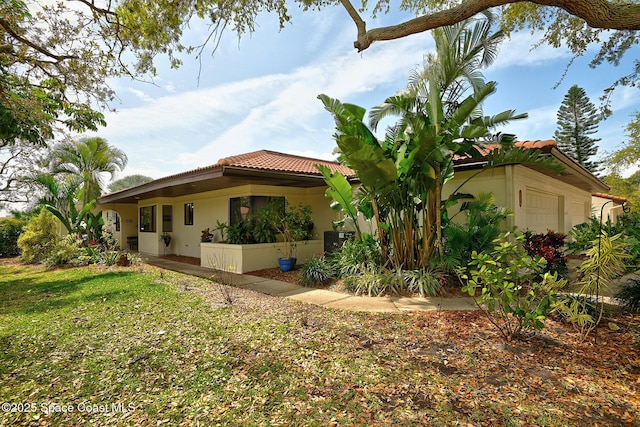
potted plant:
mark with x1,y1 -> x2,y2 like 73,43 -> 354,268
200,228 -> 214,242
263,201 -> 313,272
160,232 -> 172,247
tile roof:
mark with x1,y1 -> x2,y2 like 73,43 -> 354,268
516,139 -> 557,149
592,193 -> 629,204
217,150 -> 355,177
456,139 -> 557,159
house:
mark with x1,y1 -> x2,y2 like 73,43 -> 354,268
592,193 -> 629,224
447,140 -> 609,234
98,150 -> 356,272
98,142 -> 610,272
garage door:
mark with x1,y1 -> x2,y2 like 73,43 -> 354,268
526,189 -> 560,233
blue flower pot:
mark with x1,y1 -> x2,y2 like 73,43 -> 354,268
278,257 -> 297,272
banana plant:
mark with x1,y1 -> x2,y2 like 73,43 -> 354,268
319,12 -> 562,271
316,164 -> 363,239
44,199 -> 98,241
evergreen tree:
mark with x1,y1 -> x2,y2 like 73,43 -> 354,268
554,85 -> 602,174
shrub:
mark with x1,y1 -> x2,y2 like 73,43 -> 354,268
226,221 -> 254,244
441,193 -> 511,271
567,217 -> 602,254
329,235 -> 381,278
0,218 -> 26,257
299,256 -> 333,286
615,276 -> 640,312
553,232 -> 629,341
45,235 -> 89,267
568,212 -> 640,271
461,231 -> 566,342
402,268 -> 443,297
100,250 -> 122,266
343,268 -> 403,296
17,210 -> 60,263
249,215 -> 277,244
523,230 -> 568,277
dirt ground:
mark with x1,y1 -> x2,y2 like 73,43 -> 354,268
159,255 -> 467,297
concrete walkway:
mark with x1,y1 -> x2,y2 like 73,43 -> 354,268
143,255 -> 478,313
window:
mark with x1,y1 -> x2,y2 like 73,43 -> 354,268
115,212 -> 120,232
162,205 -> 173,232
140,205 -> 156,232
229,196 -> 285,226
184,203 -> 194,225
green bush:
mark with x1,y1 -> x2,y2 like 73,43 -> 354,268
402,268 -> 442,297
567,217 -> 602,254
343,268 -> 403,296
441,193 -> 511,271
615,276 -> 640,312
461,231 -> 566,342
100,250 -> 122,266
17,210 -> 60,264
554,232 -> 630,341
568,212 -> 640,271
332,236 -> 443,297
299,256 -> 334,286
226,221 -> 254,244
46,235 -> 89,267
0,218 -> 26,257
329,235 -> 381,278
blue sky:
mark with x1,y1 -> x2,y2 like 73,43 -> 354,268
88,7 -> 640,184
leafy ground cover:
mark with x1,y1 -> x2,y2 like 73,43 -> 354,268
1,259 -> 639,426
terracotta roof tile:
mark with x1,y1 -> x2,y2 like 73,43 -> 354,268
217,150 -> 355,177
454,140 -> 557,161
517,139 -> 557,149
592,193 -> 629,204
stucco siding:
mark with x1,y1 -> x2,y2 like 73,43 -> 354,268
525,189 -> 560,233
511,165 -> 591,234
592,196 -> 625,224
100,203 -> 138,250
99,184 -> 338,257
444,165 -> 592,234
443,167 -> 508,224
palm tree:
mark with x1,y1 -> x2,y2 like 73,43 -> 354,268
365,12 -> 525,266
321,12 -> 567,270
48,137 -> 128,206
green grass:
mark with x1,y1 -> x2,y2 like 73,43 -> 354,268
1,261 -> 638,426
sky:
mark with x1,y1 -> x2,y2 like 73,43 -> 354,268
87,6 -> 640,186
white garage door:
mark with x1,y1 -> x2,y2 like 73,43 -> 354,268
526,189 -> 560,233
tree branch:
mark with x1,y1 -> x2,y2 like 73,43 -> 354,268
0,17 -> 78,62
349,0 -> 640,52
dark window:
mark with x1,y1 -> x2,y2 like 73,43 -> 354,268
115,212 -> 120,232
184,203 -> 194,225
162,205 -> 173,232
229,196 -> 285,226
140,205 -> 156,232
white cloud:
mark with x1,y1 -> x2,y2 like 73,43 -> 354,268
127,88 -> 153,102
609,85 -> 640,113
101,30 -> 432,177
492,31 -> 572,70
506,104 -> 558,141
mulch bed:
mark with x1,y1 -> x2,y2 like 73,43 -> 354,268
161,255 -> 467,297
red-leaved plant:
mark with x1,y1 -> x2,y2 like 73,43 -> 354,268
523,230 -> 568,277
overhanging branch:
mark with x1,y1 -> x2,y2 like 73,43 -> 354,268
347,0 -> 640,52
0,17 -> 79,62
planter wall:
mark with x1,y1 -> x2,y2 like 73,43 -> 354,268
200,240 -> 323,273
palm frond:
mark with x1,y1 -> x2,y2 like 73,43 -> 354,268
369,95 -> 415,130
487,147 -> 565,174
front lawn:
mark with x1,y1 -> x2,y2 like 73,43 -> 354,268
1,259 -> 639,426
